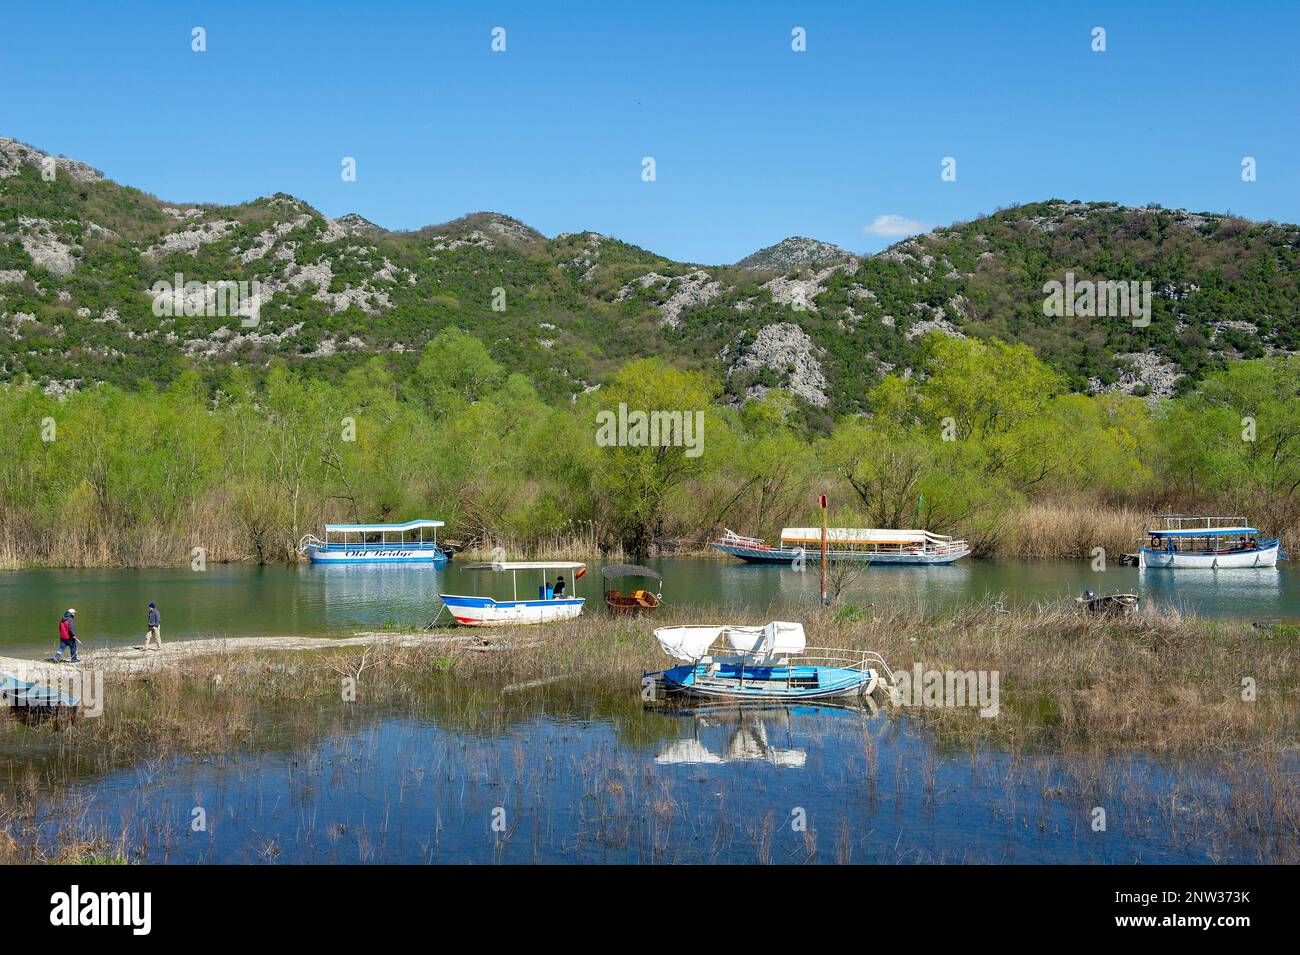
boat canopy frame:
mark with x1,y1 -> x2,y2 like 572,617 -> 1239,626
316,519 -> 445,551
459,561 -> 586,601
600,563 -> 663,582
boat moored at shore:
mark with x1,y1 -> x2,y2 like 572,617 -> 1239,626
1138,515 -> 1280,569
602,563 -> 662,615
440,561 -> 586,625
643,621 -> 894,702
711,527 -> 969,565
299,520 -> 449,565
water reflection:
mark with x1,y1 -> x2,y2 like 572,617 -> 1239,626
23,688 -> 1286,864
4,557 -> 1300,655
655,705 -> 819,767
1138,566 -> 1283,615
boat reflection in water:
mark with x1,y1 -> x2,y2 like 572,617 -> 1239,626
654,702 -> 880,768
1138,565 -> 1283,614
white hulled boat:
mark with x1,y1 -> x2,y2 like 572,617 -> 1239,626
1138,515 -> 1281,569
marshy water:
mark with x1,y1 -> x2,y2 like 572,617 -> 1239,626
18,686 -> 1291,864
3,557 -> 1295,864
2,557 -> 1297,655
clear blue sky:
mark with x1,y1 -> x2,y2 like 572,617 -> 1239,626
3,0 -> 1297,263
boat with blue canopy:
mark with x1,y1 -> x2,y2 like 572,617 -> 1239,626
299,519 -> 449,565
643,621 -> 895,702
1139,515 -> 1280,569
440,561 -> 586,626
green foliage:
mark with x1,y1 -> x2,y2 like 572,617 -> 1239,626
1,316 -> 1297,562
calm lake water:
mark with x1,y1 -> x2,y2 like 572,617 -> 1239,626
27,694 -> 1286,864
1,557 -> 1296,655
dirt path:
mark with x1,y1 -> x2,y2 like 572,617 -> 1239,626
0,631 -> 481,683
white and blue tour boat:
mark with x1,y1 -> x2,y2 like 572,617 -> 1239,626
711,527 -> 969,565
439,561 -> 586,626
643,621 -> 895,702
1139,515 -> 1280,569
299,519 -> 449,565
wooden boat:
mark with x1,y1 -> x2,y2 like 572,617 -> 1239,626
439,561 -> 586,626
1075,591 -> 1140,615
299,519 -> 449,565
711,527 -> 969,565
642,621 -> 894,703
1138,515 -> 1280,569
602,563 -> 662,615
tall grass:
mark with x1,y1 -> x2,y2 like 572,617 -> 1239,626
0,607 -> 1295,863
998,500 -> 1148,559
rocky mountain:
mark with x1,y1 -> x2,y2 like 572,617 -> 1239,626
2,134 -> 1298,416
734,236 -> 855,270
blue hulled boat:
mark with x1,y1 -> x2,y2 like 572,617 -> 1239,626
642,621 -> 894,703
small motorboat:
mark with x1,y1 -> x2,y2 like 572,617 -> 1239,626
602,563 -> 662,615
439,561 -> 586,626
1075,590 -> 1140,615
642,621 -> 894,703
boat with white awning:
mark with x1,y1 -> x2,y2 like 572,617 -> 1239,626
440,561 -> 586,625
643,621 -> 895,702
299,519 -> 449,565
711,527 -> 969,565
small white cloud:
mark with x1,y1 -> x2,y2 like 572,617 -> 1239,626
862,214 -> 931,237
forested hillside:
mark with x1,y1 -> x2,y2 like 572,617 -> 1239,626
4,135 -> 1298,423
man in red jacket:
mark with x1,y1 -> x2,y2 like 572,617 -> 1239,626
53,608 -> 79,663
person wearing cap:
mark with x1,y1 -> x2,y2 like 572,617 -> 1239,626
53,608 -> 79,663
144,602 -> 162,650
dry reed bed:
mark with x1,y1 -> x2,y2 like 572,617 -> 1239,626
0,607 -> 1296,864
6,495 -> 1300,567
5,605 -> 1289,757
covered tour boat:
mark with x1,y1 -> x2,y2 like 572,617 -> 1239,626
299,519 -> 449,565
601,563 -> 662,615
1139,515 -> 1280,569
439,561 -> 586,626
711,527 -> 969,565
643,621 -> 895,702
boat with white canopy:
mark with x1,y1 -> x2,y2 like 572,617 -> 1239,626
439,561 -> 586,625
643,621 -> 894,702
299,519 -> 448,565
711,527 -> 969,565
1139,515 -> 1280,569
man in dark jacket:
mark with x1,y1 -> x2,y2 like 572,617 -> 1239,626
144,602 -> 162,650
53,608 -> 78,663
553,575 -> 566,599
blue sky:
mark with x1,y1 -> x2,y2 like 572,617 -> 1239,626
3,1 -> 1297,263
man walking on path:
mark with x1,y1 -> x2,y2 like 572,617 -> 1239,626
53,608 -> 78,663
144,602 -> 162,650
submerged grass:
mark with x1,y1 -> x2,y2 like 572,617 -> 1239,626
0,605 -> 1295,862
